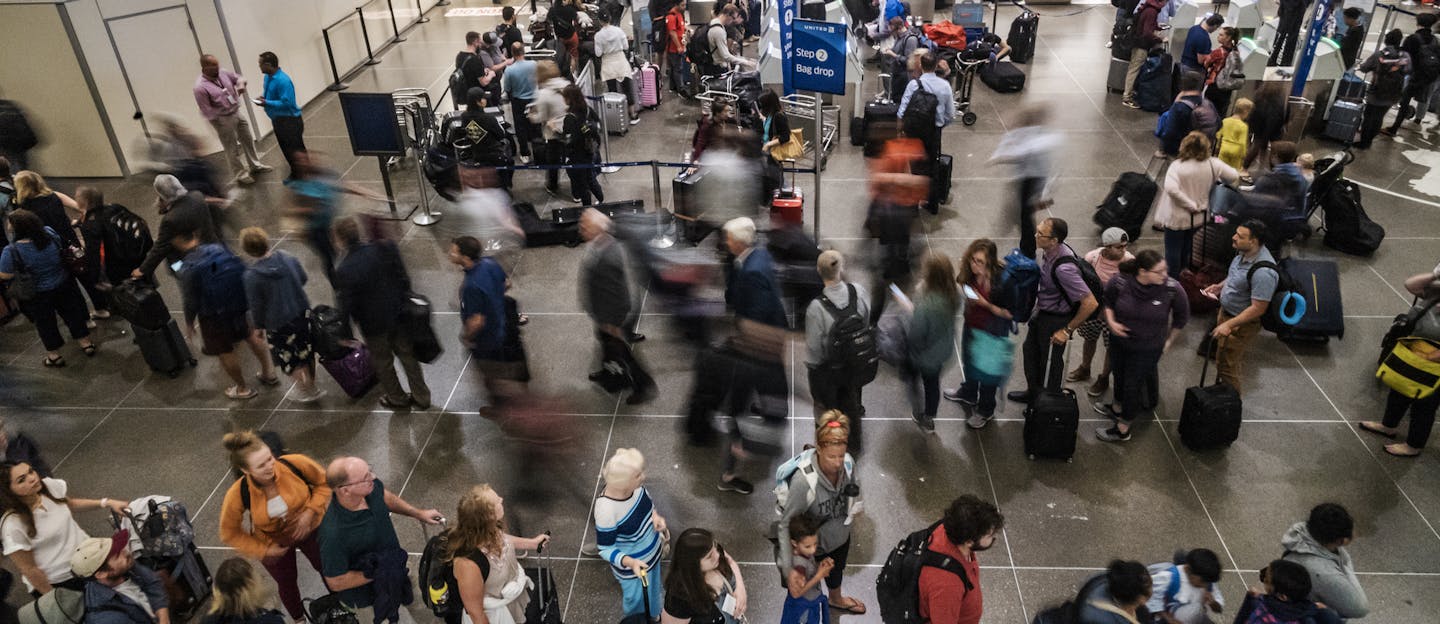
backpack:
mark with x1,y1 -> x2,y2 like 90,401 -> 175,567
1247,260 -> 1303,334
1320,179 -> 1385,255
418,529 -> 489,618
1215,48 -> 1246,91
875,522 -> 974,624
101,204 -> 153,277
237,457 -> 310,511
564,112 -> 601,154
0,100 -> 37,152
195,247 -> 248,318
818,284 -> 879,385
1241,597 -> 1322,624
902,81 -> 940,138
686,23 -> 722,65
991,248 -> 1041,326
772,448 -> 855,517
1372,47 -> 1408,102
1188,96 -> 1221,141
17,587 -> 84,624
1412,38 -> 1440,83
128,496 -> 196,558
449,54 -> 476,108
311,305 -> 355,361
1049,245 -> 1105,319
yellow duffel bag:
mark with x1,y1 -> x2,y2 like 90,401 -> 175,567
1377,338 -> 1440,399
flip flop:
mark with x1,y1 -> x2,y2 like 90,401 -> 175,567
1384,444 -> 1422,458
225,386 -> 258,400
830,598 -> 866,615
42,356 -> 67,368
256,373 -> 281,387
1359,421 -> 1398,439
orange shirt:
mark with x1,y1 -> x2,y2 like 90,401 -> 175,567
217,453 -> 332,558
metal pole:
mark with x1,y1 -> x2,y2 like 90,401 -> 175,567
649,160 -> 674,248
412,158 -> 440,225
359,8 -> 382,66
812,93 -> 822,241
322,30 -> 349,91
387,0 -> 406,43
416,0 -> 430,23
378,156 -> 399,216
599,98 -> 620,173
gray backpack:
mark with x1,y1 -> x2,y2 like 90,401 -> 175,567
18,588 -> 84,624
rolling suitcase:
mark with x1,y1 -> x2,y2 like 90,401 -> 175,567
673,169 -> 715,243
635,43 -> 661,109
1094,171 -> 1158,242
321,343 -> 378,398
1274,258 -> 1344,343
524,542 -> 563,624
1107,56 -> 1129,94
1023,347 -> 1078,461
133,319 -> 196,378
1178,346 -> 1242,450
980,61 -> 1026,93
111,279 -> 171,330
1323,99 -> 1362,143
1007,10 -> 1039,63
602,92 -> 630,135
771,164 -> 804,225
933,153 -> 954,205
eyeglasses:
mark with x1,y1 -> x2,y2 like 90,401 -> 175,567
340,471 -> 375,489
1034,232 -> 1055,240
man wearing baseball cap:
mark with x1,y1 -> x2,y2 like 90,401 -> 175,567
70,530 -> 170,624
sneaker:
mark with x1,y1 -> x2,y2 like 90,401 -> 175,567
250,163 -> 275,173
911,413 -> 936,434
1105,41 -> 1112,48
1093,402 -> 1121,418
1095,425 -> 1132,442
942,388 -> 975,406
580,542 -> 601,557
629,116 -> 641,125
1087,377 -> 1109,398
571,196 -> 584,204
1065,366 -> 1091,383
966,412 -> 993,430
1380,128 -> 1396,137
1121,99 -> 1140,109
292,388 -> 328,404
717,477 -> 754,494
235,173 -> 255,185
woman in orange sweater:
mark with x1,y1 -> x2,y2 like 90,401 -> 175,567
218,431 -> 331,621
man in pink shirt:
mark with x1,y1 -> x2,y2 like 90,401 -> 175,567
193,54 -> 270,185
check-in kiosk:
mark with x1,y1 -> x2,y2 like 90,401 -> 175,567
1254,17 -> 1279,51
1227,0 -> 1265,39
1237,37 -> 1272,78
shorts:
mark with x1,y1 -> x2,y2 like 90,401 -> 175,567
1076,316 -> 1108,344
267,313 -> 315,375
199,314 -> 251,356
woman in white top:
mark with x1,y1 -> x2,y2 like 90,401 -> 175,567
594,11 -> 641,123
1155,131 -> 1239,280
0,461 -> 128,594
445,484 -> 550,624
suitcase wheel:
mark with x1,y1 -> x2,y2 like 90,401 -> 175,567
962,111 -> 977,126
1028,454 -> 1035,461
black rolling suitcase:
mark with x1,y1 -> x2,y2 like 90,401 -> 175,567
1023,348 -> 1079,461
1178,346 -> 1242,450
980,61 -> 1026,93
1272,258 -> 1345,343
1094,171 -> 1159,242
1007,10 -> 1039,63
524,541 -> 563,624
133,320 -> 196,378
933,154 -> 954,205
111,279 -> 171,330
859,75 -> 901,156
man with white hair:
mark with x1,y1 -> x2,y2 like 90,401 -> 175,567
582,209 -> 655,404
593,448 -> 667,620
722,217 -> 786,328
805,250 -> 871,448
133,175 -> 223,279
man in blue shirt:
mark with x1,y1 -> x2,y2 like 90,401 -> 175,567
897,51 -> 956,210
255,51 -> 306,179
501,43 -> 539,161
1181,14 -> 1224,72
450,235 -> 522,404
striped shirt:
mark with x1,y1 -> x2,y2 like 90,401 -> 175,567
593,487 -> 662,579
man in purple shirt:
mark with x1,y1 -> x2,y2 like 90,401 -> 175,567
1008,218 -> 1100,403
193,55 -> 270,185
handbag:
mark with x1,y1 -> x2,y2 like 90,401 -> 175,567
963,327 -> 1014,386
768,129 -> 805,162
1376,338 -> 1440,399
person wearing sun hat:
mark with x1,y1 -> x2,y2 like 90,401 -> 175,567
71,530 -> 171,624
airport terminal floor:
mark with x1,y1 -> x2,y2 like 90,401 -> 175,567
4,0 -> 1440,621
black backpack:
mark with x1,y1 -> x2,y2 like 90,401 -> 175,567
449,54 -> 474,109
1050,245 -> 1105,320
1373,47 -> 1408,102
419,537 -> 489,619
876,522 -> 973,624
311,304 -> 355,361
1248,260 -> 1302,334
1030,574 -> 1109,624
100,204 -> 153,277
1321,180 -> 1385,256
686,23 -> 722,66
1413,38 -> 1440,83
818,284 -> 879,385
902,82 -> 940,138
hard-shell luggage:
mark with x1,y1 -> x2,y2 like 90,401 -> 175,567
771,164 -> 804,226
1023,348 -> 1078,461
513,202 -> 579,248
1135,51 -> 1174,112
322,343 -> 378,398
601,92 -> 630,135
953,0 -> 985,26
980,61 -> 1026,92
1323,98 -> 1363,143
1094,171 -> 1157,241
111,279 -> 170,330
1272,258 -> 1345,343
634,59 -> 661,109
1178,346 -> 1242,450
133,319 -> 196,378
1107,56 -> 1129,94
1007,10 -> 1039,63
673,169 -> 715,243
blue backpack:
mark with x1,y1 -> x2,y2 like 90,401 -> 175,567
195,245 -> 248,318
991,248 -> 1040,328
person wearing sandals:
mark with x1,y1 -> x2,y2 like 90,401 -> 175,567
445,484 -> 550,624
200,558 -> 287,624
239,227 -> 324,403
72,187 -> 113,324
173,229 -> 278,400
217,431 -> 330,622
1360,266 -> 1440,457
1094,250 -> 1190,442
0,210 -> 96,367
0,461 -> 129,594
662,528 -> 749,623
774,412 -> 866,617
595,449 -> 667,622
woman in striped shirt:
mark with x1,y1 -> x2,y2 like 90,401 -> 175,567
594,448 -> 668,621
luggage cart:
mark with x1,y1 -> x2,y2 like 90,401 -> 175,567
779,93 -> 840,170
950,57 -> 983,126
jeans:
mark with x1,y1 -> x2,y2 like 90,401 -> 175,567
1214,309 -> 1262,394
1389,80 -> 1437,132
271,115 -> 306,178
1021,311 -> 1071,397
366,326 -> 431,406
808,367 -> 865,449
1359,101 -> 1392,147
542,139 -> 562,191
1164,227 -> 1195,280
510,98 -> 536,158
667,52 -> 691,92
567,155 -> 604,205
1381,389 -> 1440,449
903,363 -> 941,418
260,530 -> 323,620
1109,339 -> 1162,422
618,562 -> 663,618
19,280 -> 90,351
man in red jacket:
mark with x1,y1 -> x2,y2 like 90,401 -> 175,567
919,495 -> 1006,624
1121,0 -> 1167,109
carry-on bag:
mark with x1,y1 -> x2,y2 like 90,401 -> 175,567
322,343 -> 379,399
1178,341 -> 1243,450
1270,258 -> 1343,343
133,319 -> 196,378
524,535 -> 563,624
1377,338 -> 1440,399
1134,50 -> 1174,112
1007,10 -> 1039,63
400,292 -> 443,364
1093,171 -> 1158,242
1023,344 -> 1078,461
1380,296 -> 1440,365
980,61 -> 1026,92
932,153 -> 954,206
771,162 -> 804,226
601,92 -> 630,135
111,279 -> 171,330
634,49 -> 661,109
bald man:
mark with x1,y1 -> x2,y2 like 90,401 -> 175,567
194,54 -> 270,185
317,457 -> 441,611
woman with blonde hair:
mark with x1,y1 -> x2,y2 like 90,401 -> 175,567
11,171 -> 79,248
1156,131 -> 1239,280
446,485 -> 551,624
202,557 -> 285,624
217,431 -> 330,622
594,448 -> 667,620
902,252 -> 961,433
774,411 -> 865,616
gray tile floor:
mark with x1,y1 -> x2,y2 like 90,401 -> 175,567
5,0 -> 1440,621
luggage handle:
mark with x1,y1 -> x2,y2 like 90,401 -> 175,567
1042,334 -> 1070,393
1199,336 -> 1226,387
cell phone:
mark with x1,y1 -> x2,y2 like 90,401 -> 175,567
962,284 -> 979,300
169,260 -> 185,273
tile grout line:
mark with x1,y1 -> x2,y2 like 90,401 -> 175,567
1283,344 -> 1440,545
975,432 -> 1030,624
1152,412 -> 1249,589
1367,265 -> 1413,304
1038,29 -> 1145,168
51,373 -> 150,470
397,352 -> 474,498
191,375 -> 297,524
561,394 -> 622,620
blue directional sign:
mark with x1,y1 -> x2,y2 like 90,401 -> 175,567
779,0 -> 796,94
790,19 -> 847,95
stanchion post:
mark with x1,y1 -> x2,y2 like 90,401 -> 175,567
812,94 -> 822,241
387,0 -> 407,43
359,8 -> 382,66
416,0 -> 430,23
322,29 -> 349,91
649,160 -> 674,248
378,156 -> 399,216
599,97 -> 620,173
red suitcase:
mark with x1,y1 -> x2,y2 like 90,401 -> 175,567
770,164 -> 803,226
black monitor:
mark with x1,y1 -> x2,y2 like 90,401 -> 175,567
338,92 -> 405,157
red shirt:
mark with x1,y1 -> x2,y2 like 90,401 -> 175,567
666,10 -> 687,54
918,525 -> 983,624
